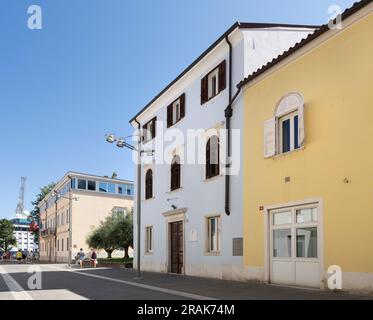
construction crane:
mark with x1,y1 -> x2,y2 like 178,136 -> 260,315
15,177 -> 27,215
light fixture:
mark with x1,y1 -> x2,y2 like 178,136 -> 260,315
116,138 -> 125,148
105,134 -> 116,144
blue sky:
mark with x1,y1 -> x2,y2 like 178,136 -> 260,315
0,0 -> 356,218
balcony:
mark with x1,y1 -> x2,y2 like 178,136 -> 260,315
40,228 -> 56,237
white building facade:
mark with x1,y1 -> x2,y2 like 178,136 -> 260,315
9,212 -> 38,253
130,22 -> 317,280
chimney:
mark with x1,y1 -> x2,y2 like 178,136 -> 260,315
111,172 -> 118,179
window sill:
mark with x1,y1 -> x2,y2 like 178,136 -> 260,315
144,252 -> 154,256
271,145 -> 305,159
167,187 -> 183,194
204,251 -> 221,257
168,118 -> 184,129
143,197 -> 155,202
202,91 -> 222,106
204,173 -> 223,183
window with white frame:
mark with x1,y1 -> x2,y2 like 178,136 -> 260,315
145,226 -> 153,253
264,92 -> 305,158
206,216 -> 220,253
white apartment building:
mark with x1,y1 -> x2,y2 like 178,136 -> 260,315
130,22 -> 318,280
38,172 -> 134,263
9,212 -> 38,253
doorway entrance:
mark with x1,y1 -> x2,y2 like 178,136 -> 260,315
169,221 -> 183,274
269,204 -> 321,287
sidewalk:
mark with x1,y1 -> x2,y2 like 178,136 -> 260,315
65,266 -> 371,300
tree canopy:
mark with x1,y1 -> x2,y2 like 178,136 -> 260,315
86,209 -> 133,259
0,219 -> 17,253
29,182 -> 56,243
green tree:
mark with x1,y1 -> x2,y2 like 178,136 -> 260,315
0,219 -> 17,253
86,218 -> 118,258
86,209 -> 133,259
30,182 -> 56,243
112,209 -> 133,259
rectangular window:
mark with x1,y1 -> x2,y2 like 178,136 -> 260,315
61,212 -> 64,226
143,117 -> 156,143
71,178 -> 76,189
57,240 -> 59,251
118,184 -> 124,194
99,182 -> 108,192
207,216 -> 220,253
279,112 -> 300,154
61,239 -> 64,252
201,60 -> 226,104
77,179 -> 87,190
273,211 -> 292,225
108,183 -> 116,193
87,180 -> 96,191
145,226 -> 153,253
208,69 -> 219,99
273,229 -> 292,258
167,94 -> 185,128
296,227 -> 318,258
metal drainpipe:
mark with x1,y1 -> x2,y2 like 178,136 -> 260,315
224,35 -> 233,216
224,34 -> 242,216
134,118 -> 142,279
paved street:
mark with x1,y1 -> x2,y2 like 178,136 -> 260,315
0,262 -> 369,300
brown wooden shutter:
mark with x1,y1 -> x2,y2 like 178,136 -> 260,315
218,60 -> 226,92
167,104 -> 173,128
201,76 -> 208,105
206,138 -> 211,178
142,124 -> 146,142
180,93 -> 185,119
151,117 -> 156,139
145,169 -> 153,199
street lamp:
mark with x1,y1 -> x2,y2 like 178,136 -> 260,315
52,188 -> 78,267
105,133 -> 152,280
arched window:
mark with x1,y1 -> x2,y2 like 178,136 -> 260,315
264,92 -> 305,158
170,155 -> 181,191
206,135 -> 220,179
145,169 -> 153,200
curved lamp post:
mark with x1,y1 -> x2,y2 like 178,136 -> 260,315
105,133 -> 152,280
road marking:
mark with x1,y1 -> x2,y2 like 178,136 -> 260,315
44,265 -> 217,300
0,266 -> 33,300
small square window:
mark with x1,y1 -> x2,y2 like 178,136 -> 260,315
87,180 -> 96,191
77,179 -> 87,190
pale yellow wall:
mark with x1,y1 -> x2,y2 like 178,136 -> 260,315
71,191 -> 133,257
39,191 -> 133,261
243,13 -> 373,273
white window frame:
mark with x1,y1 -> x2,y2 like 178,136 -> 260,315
208,68 -> 219,99
278,110 -> 299,154
264,92 -> 305,158
206,216 -> 221,254
172,99 -> 181,125
145,226 -> 153,254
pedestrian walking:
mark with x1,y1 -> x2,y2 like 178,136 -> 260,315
90,249 -> 97,268
16,250 -> 22,264
77,248 -> 85,269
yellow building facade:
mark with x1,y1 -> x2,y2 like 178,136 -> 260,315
241,2 -> 373,292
